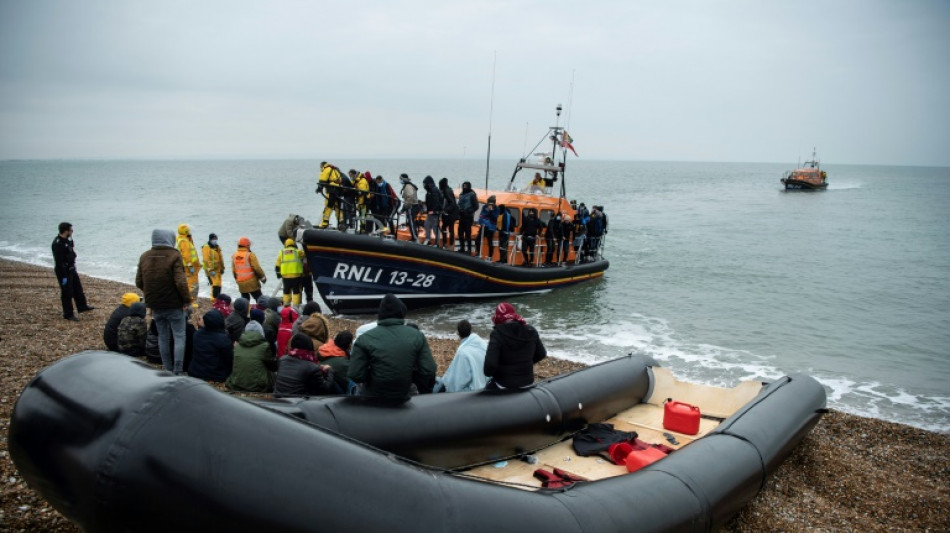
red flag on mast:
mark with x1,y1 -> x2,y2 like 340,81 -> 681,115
561,131 -> 578,157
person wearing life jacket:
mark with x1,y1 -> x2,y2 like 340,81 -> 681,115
232,237 -> 267,301
275,239 -> 305,306
316,162 -> 344,229
176,224 -> 202,307
354,171 -> 371,234
201,233 -> 225,298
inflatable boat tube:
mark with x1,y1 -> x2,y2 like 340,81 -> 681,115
9,351 -> 825,533
254,353 -> 655,468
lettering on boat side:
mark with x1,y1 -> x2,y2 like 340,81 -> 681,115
331,262 -> 436,288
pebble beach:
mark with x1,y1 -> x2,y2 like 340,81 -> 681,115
1,258 -> 948,532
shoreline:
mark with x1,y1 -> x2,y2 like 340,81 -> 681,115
1,257 -> 948,531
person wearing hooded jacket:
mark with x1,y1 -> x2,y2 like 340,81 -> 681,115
438,177 -> 459,250
421,175 -> 443,246
175,224 -> 202,306
348,293 -> 436,402
226,321 -> 277,392
456,181 -> 479,254
116,302 -> 148,358
484,302 -> 547,390
225,297 -> 250,343
136,228 -> 191,374
275,306 -> 299,358
188,309 -> 234,382
103,292 -> 141,351
201,233 -> 225,299
232,237 -> 267,301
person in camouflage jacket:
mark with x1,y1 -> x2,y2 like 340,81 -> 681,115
117,302 -> 148,358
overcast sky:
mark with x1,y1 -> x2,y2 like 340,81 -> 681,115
1,0 -> 948,165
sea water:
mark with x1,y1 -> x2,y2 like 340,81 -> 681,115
2,159 -> 948,433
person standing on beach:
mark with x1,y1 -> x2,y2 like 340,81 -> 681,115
232,237 -> 267,301
201,233 -> 225,299
52,222 -> 95,321
175,224 -> 201,307
484,302 -> 547,390
136,229 -> 191,375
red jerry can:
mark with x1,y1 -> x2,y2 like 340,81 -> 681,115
663,399 -> 701,435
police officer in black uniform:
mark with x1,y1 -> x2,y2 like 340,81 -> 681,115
52,222 -> 94,321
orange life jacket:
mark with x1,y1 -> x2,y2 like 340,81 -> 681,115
233,249 -> 255,282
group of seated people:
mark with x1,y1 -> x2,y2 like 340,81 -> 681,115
103,290 -> 546,401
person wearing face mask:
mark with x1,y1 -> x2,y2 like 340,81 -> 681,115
202,233 -> 225,299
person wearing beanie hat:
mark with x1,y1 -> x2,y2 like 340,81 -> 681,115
227,319 -> 276,393
188,309 -> 234,382
103,292 -> 142,351
249,308 -> 266,325
201,232 -> 225,299
232,237 -> 267,301
348,294 -> 436,402
398,173 -> 420,242
274,333 -> 336,397
175,224 -> 202,307
116,302 -> 148,358
484,302 -> 546,390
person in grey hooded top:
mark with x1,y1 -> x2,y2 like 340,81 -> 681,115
136,229 -> 191,374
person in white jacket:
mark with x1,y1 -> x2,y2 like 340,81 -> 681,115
435,320 -> 489,392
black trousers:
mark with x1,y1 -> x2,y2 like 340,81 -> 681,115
458,212 -> 474,253
59,269 -> 88,318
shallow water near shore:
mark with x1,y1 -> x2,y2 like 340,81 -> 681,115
2,158 -> 948,432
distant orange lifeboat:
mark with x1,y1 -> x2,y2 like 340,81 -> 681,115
781,149 -> 828,190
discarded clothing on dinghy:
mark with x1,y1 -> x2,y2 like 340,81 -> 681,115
533,468 -> 587,489
572,423 -> 638,457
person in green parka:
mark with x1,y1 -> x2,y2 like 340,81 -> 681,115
226,321 -> 277,392
348,294 -> 436,402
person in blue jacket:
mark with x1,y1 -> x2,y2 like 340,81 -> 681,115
477,196 -> 499,261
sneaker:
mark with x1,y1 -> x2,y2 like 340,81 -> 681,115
65,316 -> 79,322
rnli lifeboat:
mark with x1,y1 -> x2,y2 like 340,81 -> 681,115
781,148 -> 829,190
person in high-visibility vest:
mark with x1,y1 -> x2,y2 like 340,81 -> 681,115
201,232 -> 225,298
232,237 -> 267,301
176,224 -> 202,306
275,239 -> 305,306
316,162 -> 344,229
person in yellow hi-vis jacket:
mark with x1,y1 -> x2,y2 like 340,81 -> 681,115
201,232 -> 225,299
176,224 -> 202,306
316,161 -> 344,229
275,239 -> 305,306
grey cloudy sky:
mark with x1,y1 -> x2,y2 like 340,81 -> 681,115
1,0 -> 948,165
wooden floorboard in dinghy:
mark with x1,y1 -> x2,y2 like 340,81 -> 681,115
465,368 -> 763,488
